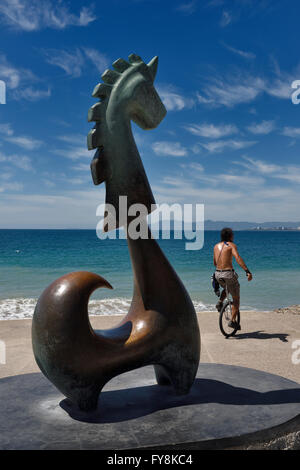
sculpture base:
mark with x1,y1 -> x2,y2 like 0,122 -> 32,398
1,363 -> 300,450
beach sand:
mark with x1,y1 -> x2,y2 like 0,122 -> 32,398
1,310 -> 300,383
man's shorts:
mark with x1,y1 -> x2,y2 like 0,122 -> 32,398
215,270 -> 240,298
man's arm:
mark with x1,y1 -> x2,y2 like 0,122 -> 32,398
213,246 -> 217,266
231,243 -> 253,280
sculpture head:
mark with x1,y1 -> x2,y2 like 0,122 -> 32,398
87,54 -> 167,230
87,54 -> 166,149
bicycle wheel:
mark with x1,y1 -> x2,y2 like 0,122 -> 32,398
219,301 -> 240,338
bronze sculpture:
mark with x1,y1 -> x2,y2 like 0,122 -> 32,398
32,54 -> 200,412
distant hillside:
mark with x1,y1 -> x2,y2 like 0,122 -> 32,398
204,220 -> 300,230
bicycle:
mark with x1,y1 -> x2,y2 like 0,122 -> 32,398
218,285 -> 240,338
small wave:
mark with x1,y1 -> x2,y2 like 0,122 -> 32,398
0,297 -> 255,320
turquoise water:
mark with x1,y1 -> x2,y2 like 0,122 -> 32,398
0,229 -> 299,318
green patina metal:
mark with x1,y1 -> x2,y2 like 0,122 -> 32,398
87,54 -> 166,230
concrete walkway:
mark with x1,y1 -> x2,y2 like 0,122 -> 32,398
0,311 -> 300,383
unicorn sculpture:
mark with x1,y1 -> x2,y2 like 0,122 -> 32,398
32,54 -> 200,412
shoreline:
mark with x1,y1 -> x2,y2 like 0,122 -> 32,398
0,309 -> 272,321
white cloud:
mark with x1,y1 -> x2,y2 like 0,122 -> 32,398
43,179 -> 55,188
152,163 -> 300,221
54,146 -> 90,160
247,120 -> 275,135
0,53 -> 35,89
54,134 -> 90,160
201,139 -> 257,153
44,48 -> 85,78
0,172 -> 13,180
180,161 -> 264,187
281,127 -> 300,138
181,162 -> 204,173
13,86 -> 51,101
0,151 -> 34,171
0,188 -> 105,228
0,54 -> 49,101
0,123 -> 13,136
72,163 -> 91,172
197,75 -> 265,108
152,141 -> 188,157
197,61 -> 300,108
234,156 -> 300,184
175,1 -> 197,14
82,48 -> 109,73
44,47 -> 109,78
157,84 -> 194,111
0,1 -> 96,32
220,10 -> 232,27
0,181 -> 23,193
222,42 -> 256,60
234,156 -> 281,174
5,135 -> 42,150
185,123 -> 238,138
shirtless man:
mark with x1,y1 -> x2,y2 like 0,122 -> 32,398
213,227 -> 252,329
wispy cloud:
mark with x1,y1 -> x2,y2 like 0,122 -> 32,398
43,48 -> 85,78
175,1 -> 197,15
82,48 -> 109,74
0,53 -> 50,101
152,141 -> 188,157
201,139 -> 257,153
0,188 -> 106,228
184,123 -> 238,138
281,127 -> 300,138
157,84 -> 195,111
0,151 -> 34,171
43,47 -> 109,78
197,74 -> 265,107
0,123 -> 13,136
0,0 -> 96,32
72,163 -> 91,172
222,42 -> 256,60
5,135 -> 42,150
234,156 -> 281,174
220,10 -> 232,27
234,156 -> 300,184
247,120 -> 275,135
0,53 -> 35,89
13,86 -> 51,101
54,134 -> 90,160
0,181 -> 23,193
197,61 -> 299,107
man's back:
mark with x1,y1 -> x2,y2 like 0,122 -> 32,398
214,241 -> 234,270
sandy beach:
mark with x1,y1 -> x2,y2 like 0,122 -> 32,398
1,310 -> 300,383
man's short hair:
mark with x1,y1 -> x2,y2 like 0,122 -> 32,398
221,227 -> 233,242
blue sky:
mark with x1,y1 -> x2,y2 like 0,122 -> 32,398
0,0 -> 300,228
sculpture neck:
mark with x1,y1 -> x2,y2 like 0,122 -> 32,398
103,106 -> 155,230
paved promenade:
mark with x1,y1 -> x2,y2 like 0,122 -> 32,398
1,310 -> 299,383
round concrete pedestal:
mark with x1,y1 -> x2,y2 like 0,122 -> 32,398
1,363 -> 300,450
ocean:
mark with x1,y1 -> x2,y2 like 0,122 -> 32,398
0,229 -> 299,319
